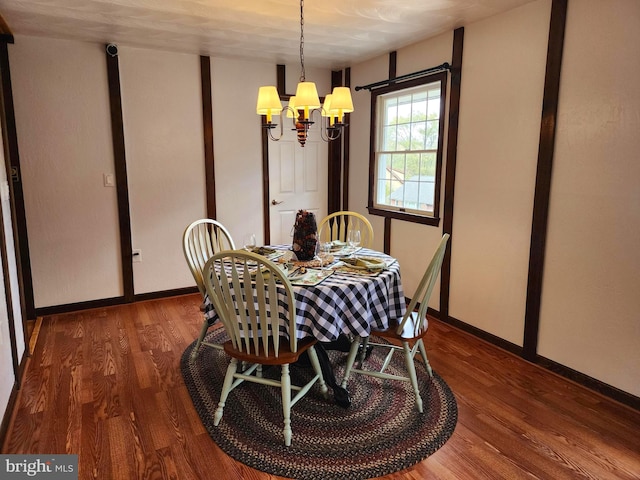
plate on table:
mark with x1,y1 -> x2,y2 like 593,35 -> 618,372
249,246 -> 285,262
284,267 -> 306,282
332,246 -> 361,257
329,240 -> 348,252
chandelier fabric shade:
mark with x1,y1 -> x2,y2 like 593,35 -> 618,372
294,82 -> 321,118
256,86 -> 283,123
256,0 -> 354,146
327,86 -> 354,123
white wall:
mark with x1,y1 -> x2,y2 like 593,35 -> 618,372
349,53 -> 388,251
451,0 -> 550,345
10,36 -> 122,307
118,46 -> 207,294
211,58 -> 273,247
539,0 -> 640,396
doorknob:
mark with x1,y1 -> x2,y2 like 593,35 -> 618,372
271,199 -> 283,205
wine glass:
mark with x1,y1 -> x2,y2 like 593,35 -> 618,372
347,229 -> 361,256
243,233 -> 256,252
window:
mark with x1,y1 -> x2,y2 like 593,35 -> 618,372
368,72 -> 447,225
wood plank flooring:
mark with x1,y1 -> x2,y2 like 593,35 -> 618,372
2,294 -> 639,479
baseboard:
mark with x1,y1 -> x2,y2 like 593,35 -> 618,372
34,286 -> 199,317
28,317 -> 43,356
35,295 -> 126,317
426,307 -> 639,411
435,310 -> 522,356
134,286 -> 198,303
535,356 -> 640,411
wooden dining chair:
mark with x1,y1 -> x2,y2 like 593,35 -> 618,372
204,250 -> 329,446
183,218 -> 236,358
340,233 -> 450,413
317,211 -> 374,248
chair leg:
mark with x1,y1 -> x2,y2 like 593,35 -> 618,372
281,364 -> 292,446
191,320 -> 210,360
214,358 -> 238,426
357,336 -> 371,367
341,336 -> 362,388
417,339 -> 433,377
403,342 -> 423,413
307,346 -> 329,398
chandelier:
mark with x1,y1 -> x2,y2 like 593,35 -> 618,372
256,0 -> 354,147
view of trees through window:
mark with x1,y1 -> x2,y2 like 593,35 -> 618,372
373,79 -> 443,217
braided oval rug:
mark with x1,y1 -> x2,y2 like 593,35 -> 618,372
181,329 -> 457,480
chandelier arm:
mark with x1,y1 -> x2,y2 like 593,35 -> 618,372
265,114 -> 285,141
326,127 -> 342,141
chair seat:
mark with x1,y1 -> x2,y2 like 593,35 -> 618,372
375,312 -> 427,342
223,336 -> 318,366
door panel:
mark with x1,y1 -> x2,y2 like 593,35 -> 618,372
269,112 -> 327,245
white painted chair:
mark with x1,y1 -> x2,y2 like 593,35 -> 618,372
341,233 -> 450,413
204,250 -> 329,446
183,219 -> 235,358
317,211 -> 374,248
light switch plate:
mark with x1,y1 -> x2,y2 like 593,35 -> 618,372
103,173 -> 115,187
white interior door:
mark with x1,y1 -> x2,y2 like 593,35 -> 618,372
269,113 -> 328,245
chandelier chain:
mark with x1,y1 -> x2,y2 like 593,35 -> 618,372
299,0 -> 305,82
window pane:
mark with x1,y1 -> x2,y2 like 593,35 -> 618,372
411,121 -> 426,150
396,123 -> 411,149
391,153 -> 406,172
382,125 -> 396,151
385,97 -> 398,124
425,120 -> 439,149
427,97 -> 440,117
420,152 -> 436,176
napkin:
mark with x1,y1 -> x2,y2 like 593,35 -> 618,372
340,257 -> 386,271
253,246 -> 277,256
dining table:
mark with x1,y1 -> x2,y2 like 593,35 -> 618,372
201,244 -> 407,407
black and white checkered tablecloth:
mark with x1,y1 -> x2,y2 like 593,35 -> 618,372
203,247 -> 406,342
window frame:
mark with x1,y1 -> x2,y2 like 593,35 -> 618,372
367,72 -> 448,226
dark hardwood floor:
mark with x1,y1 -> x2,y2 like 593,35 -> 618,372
2,294 -> 639,479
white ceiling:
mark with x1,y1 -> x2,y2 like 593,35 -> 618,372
0,0 -> 536,69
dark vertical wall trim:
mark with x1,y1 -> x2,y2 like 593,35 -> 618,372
0,42 -> 34,322
200,56 -> 216,219
341,68 -> 351,212
383,217 -> 391,254
262,65 -> 286,244
0,173 -> 18,378
261,127 -> 271,244
105,48 -> 134,303
388,51 -> 397,80
440,27 -> 464,321
277,64 -> 287,94
327,70 -> 343,214
0,43 -> 22,391
382,52 -> 397,255
523,0 -> 567,361
0,41 -> 19,381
